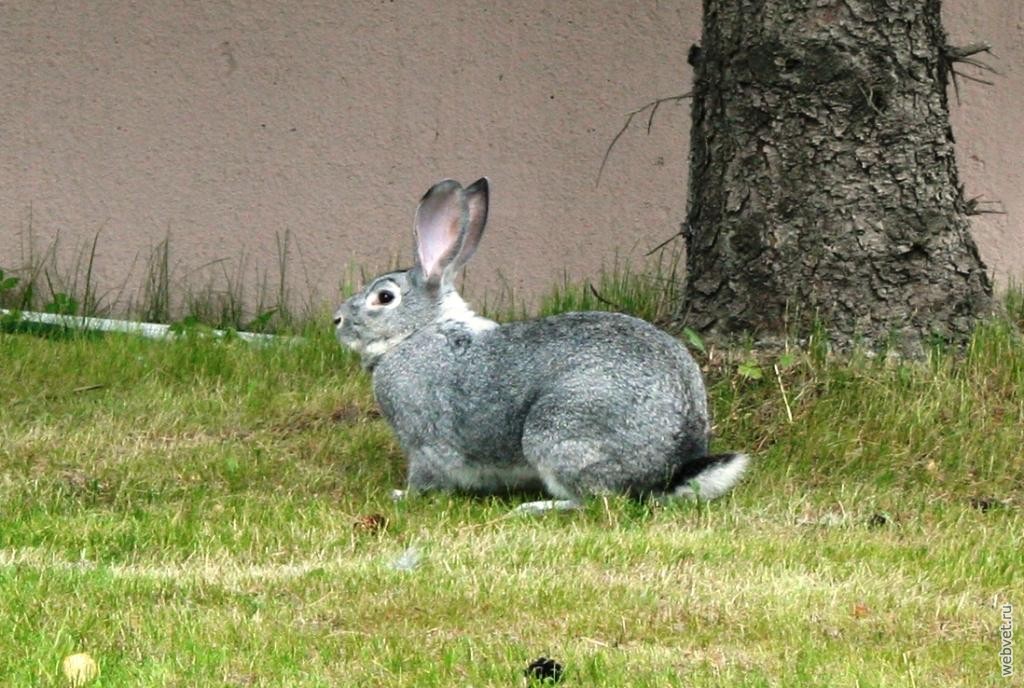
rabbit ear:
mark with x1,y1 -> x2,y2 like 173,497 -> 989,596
412,179 -> 467,288
453,177 -> 489,270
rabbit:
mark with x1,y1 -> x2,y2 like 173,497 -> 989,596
333,178 -> 748,512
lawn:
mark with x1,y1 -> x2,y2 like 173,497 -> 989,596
1,302 -> 1021,686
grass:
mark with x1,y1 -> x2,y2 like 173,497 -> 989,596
1,281 -> 1022,686
0,229 -> 312,333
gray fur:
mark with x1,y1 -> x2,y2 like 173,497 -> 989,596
334,178 -> 749,503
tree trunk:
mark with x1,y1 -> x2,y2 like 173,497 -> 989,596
682,0 -> 992,354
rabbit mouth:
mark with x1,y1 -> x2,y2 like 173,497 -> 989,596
335,326 -> 363,351
333,317 -> 360,349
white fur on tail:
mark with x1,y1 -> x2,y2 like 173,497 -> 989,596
672,454 -> 750,500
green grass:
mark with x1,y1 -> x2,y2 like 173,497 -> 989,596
1,293 -> 1022,686
0,230 -> 309,333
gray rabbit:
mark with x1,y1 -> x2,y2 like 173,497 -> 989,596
334,178 -> 748,512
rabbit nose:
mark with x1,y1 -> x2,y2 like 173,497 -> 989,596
333,313 -> 344,327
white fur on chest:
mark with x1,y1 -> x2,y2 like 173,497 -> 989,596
440,292 -> 498,332
357,334 -> 412,358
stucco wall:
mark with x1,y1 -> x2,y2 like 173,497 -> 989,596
1,1 -> 1020,319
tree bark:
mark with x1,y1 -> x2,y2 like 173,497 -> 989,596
682,0 -> 992,353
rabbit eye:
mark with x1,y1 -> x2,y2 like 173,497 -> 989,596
366,279 -> 401,309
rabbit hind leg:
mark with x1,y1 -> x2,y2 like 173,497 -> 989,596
513,437 -> 634,515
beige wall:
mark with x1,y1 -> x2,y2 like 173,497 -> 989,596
1,1 -> 1021,319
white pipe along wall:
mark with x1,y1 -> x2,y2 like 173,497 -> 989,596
0,309 -> 279,345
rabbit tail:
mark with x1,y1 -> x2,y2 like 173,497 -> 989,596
668,453 -> 750,500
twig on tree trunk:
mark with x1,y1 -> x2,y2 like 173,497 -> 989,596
964,195 -> 1007,216
596,93 -> 692,187
944,43 -> 998,71
941,43 -> 997,104
956,183 -> 1006,216
645,223 -> 687,257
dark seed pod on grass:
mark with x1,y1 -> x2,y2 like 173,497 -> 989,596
352,513 -> 389,533
867,512 -> 890,528
524,656 -> 564,684
970,497 -> 1002,513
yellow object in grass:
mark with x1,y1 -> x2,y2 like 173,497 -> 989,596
61,653 -> 99,686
